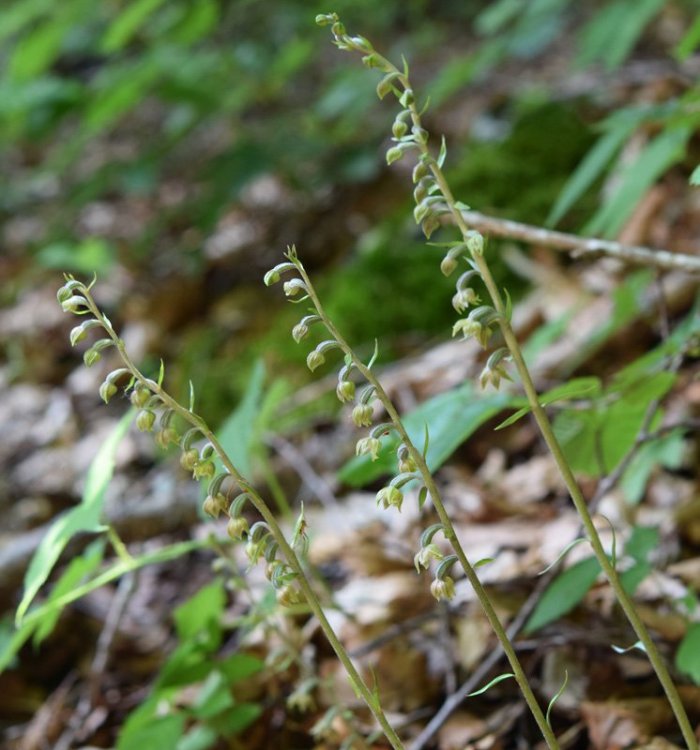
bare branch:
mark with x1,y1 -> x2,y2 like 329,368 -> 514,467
460,210 -> 700,273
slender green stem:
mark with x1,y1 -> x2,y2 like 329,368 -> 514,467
296,265 -> 561,750
80,290 -> 406,750
407,110 -> 698,750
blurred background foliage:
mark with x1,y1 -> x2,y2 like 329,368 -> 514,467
1,0 -> 699,423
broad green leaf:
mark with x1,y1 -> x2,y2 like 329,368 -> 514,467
624,526 -> 659,564
676,623 -> 700,685
215,359 -> 265,478
552,409 -> 600,475
191,671 -> 234,719
620,431 -> 685,504
118,714 -> 186,750
211,703 -> 263,736
540,377 -> 602,405
525,556 -> 601,633
586,126 -> 691,238
339,384 -> 512,486
174,579 -> 225,645
599,371 -> 676,472
176,725 -> 218,750
620,561 -> 651,595
36,238 -> 115,274
219,652 -> 264,683
16,409 -> 134,625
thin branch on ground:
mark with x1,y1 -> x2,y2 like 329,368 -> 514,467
459,210 -> 700,273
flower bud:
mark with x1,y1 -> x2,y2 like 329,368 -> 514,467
430,576 -> 456,602
203,494 -> 221,518
70,325 -> 89,346
292,322 -> 309,342
283,278 -> 307,297
412,161 -> 430,183
136,409 -> 156,432
180,448 -> 199,472
155,426 -> 179,449
227,515 -> 250,540
99,380 -> 118,404
352,403 -> 373,427
315,13 -> 336,26
376,485 -> 403,511
306,349 -> 325,372
83,348 -> 101,367
466,231 -> 484,256
386,146 -> 404,165
61,295 -> 88,314
336,380 -> 355,403
440,255 -> 458,277
356,436 -> 381,461
277,584 -> 304,608
392,119 -> 408,138
398,454 -> 417,474
130,387 -> 150,408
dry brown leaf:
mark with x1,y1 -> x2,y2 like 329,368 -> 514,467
581,698 -> 675,750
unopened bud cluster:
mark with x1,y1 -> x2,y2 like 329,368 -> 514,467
266,251 -> 434,517
58,275 -> 315,607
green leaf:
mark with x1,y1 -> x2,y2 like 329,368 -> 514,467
552,409 -> 601,475
176,725 -> 218,750
690,164 -> 700,186
676,14 -> 700,60
467,672 -> 515,697
495,405 -> 530,431
576,0 -> 665,71
118,714 -> 186,750
215,359 -> 265,478
586,126 -> 691,238
547,112 -> 641,226
32,538 -> 106,647
102,0 -> 167,53
191,671 -> 234,719
219,652 -> 264,683
174,580 -> 225,645
620,431 -> 685,504
624,526 -> 659,564
339,384 -> 511,486
525,556 -> 601,633
540,377 -> 602,405
676,623 -> 700,685
16,409 -> 134,625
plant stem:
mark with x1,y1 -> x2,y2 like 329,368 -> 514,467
297,265 -> 561,750
415,118 -> 698,750
82,291 -> 406,750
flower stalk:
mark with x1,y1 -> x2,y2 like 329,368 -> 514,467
317,14 -> 697,750
58,277 -> 406,750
